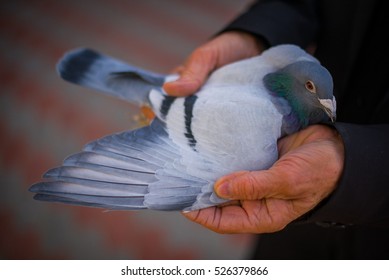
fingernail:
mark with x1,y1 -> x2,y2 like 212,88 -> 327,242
181,210 -> 198,220
216,181 -> 231,198
163,78 -> 198,96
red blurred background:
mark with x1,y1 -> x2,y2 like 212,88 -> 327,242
0,0 -> 256,259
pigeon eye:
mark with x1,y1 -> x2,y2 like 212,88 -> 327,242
305,80 -> 316,93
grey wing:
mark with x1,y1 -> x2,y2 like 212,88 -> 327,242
57,48 -> 173,106
29,119 -> 222,211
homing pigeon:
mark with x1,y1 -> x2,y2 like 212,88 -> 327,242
29,44 -> 336,211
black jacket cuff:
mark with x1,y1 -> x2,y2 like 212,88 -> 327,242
304,123 -> 389,228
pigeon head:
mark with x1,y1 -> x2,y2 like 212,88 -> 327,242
263,60 -> 336,129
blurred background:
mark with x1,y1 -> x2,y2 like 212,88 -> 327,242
0,0 -> 257,259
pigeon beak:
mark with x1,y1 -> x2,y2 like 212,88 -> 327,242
319,97 -> 337,123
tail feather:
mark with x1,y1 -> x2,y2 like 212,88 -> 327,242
57,48 -> 168,106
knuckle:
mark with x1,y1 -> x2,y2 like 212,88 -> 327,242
234,171 -> 260,200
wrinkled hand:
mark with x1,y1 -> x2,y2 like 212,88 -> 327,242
183,125 -> 344,234
163,31 -> 265,96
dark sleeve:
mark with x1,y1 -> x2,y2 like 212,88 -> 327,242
305,123 -> 389,228
222,0 -> 319,48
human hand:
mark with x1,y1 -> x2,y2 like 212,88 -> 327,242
163,31 -> 266,96
183,125 -> 344,234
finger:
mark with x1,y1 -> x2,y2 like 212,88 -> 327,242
214,169 -> 290,200
182,199 -> 294,234
163,48 -> 217,97
182,206 -> 250,234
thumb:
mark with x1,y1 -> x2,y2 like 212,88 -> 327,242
163,48 -> 217,97
215,170 -> 288,200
